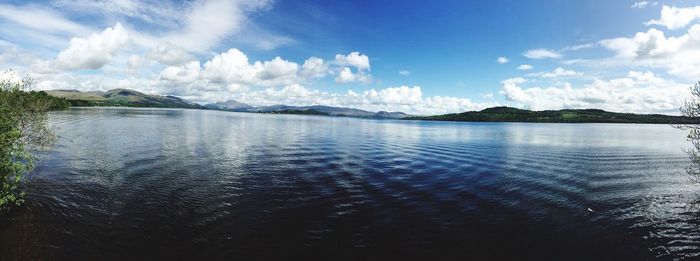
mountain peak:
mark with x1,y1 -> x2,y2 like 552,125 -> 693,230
204,99 -> 252,111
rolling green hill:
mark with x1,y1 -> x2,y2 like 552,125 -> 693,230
407,106 -> 700,124
46,89 -> 203,109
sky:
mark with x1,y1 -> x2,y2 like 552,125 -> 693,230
1,0 -> 700,115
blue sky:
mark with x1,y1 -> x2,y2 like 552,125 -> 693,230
1,0 -> 700,114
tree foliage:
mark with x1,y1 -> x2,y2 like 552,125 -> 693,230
677,81 -> 700,182
0,71 -> 59,210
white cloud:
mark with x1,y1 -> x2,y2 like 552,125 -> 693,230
332,51 -> 372,84
539,67 -> 580,78
335,51 -> 370,71
335,67 -> 372,84
52,0 -> 181,28
523,48 -> 562,59
481,92 -> 494,99
517,64 -> 533,70
500,77 -> 528,102
366,86 -> 423,104
399,70 -> 411,76
337,67 -> 354,82
159,61 -> 201,83
50,0 -> 288,53
201,48 -> 257,85
161,0 -> 274,52
146,48 -> 307,97
144,48 -> 378,99
499,71 -> 688,114
0,3 -> 99,53
599,28 -> 683,58
497,56 -> 509,64
631,1 -> 649,9
148,44 -> 195,66
646,5 -> 700,30
598,25 -> 700,79
301,57 -> 328,79
127,55 -> 145,70
234,85 -> 497,115
0,3 -> 91,36
561,43 -> 594,51
200,48 -> 300,88
258,57 -> 299,80
53,23 -> 129,70
0,44 -> 55,74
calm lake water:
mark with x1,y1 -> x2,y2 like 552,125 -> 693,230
1,107 -> 699,260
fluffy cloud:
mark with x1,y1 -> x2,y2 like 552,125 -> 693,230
333,51 -> 372,84
499,71 -> 688,114
646,5 -> 700,30
258,57 -> 299,80
523,49 -> 562,59
599,25 -> 700,79
233,85 -> 496,115
364,86 -> 423,104
155,48 -> 376,93
159,61 -> 201,83
517,64 -> 533,70
538,67 -> 580,78
148,44 -> 195,66
497,56 -> 509,64
335,67 -> 372,84
335,51 -> 370,71
301,57 -> 328,79
200,48 -> 299,88
53,23 -> 129,70
399,70 -> 411,76
132,48 -> 383,104
201,48 -> 258,84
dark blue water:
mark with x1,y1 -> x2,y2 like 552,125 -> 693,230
1,108 -> 699,260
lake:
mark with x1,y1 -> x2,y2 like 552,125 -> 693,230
1,107 -> 699,260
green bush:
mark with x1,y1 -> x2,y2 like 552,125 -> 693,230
0,72 -> 56,210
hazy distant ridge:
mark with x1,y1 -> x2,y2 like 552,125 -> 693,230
206,101 -> 410,119
46,88 -> 411,119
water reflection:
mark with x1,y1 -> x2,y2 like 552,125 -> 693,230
0,108 -> 698,260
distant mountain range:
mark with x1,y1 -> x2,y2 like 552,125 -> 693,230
46,89 -> 203,109
46,89 -> 699,124
407,106 -> 700,124
46,88 -> 411,119
205,100 -> 410,119
203,100 -> 252,111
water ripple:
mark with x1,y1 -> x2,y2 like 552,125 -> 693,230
1,108 -> 698,260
